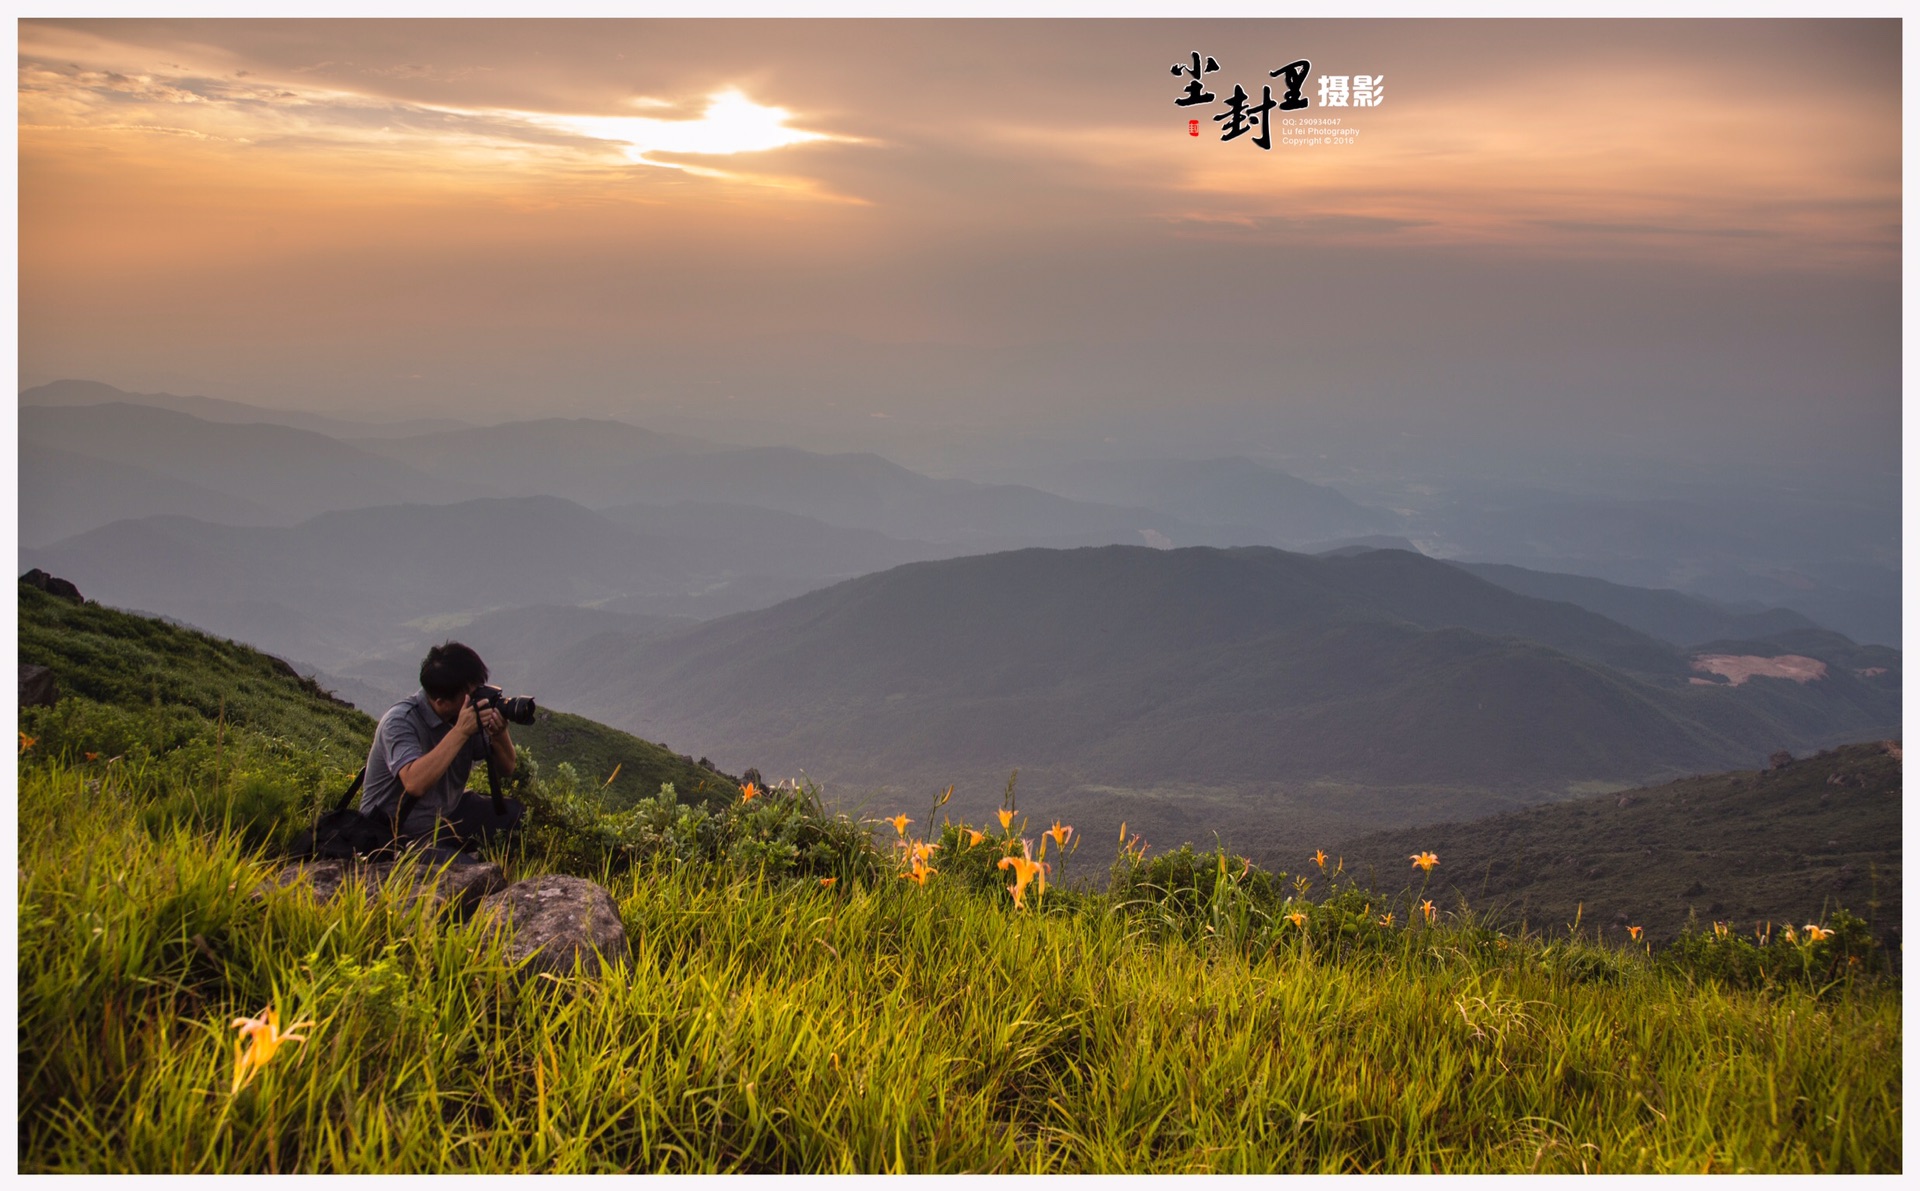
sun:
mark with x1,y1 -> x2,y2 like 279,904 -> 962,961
532,88 -> 840,168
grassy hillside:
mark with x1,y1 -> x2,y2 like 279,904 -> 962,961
18,581 -> 729,820
15,584 -> 1900,1172
1334,742 -> 1902,946
513,706 -> 740,812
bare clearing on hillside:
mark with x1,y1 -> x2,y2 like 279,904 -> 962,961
1689,654 -> 1827,686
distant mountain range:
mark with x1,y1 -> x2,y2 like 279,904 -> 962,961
20,494 -> 925,669
523,545 -> 1897,849
20,379 -> 470,438
1402,483 -> 1901,646
19,403 -> 484,546
21,382 -> 1377,553
1039,456 -> 1398,544
1449,560 -> 1819,647
20,379 -> 1899,646
17,377 -> 1901,853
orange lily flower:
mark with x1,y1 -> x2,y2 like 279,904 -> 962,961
1045,820 -> 1073,850
997,808 -> 1015,831
230,1006 -> 313,1094
999,858 -> 1040,907
1379,912 -> 1395,928
1286,910 -> 1308,928
1410,851 -> 1438,872
1421,899 -> 1436,924
818,877 -> 837,887
1627,925 -> 1643,941
1312,849 -> 1328,870
965,828 -> 988,847
885,814 -> 911,837
19,732 -> 35,755
740,780 -> 759,802
1804,924 -> 1833,942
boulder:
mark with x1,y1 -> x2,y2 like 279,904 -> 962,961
261,856 -> 507,919
1768,749 -> 1795,771
262,859 -> 355,903
368,858 -> 509,916
20,664 -> 58,708
19,569 -> 83,603
477,875 -> 629,977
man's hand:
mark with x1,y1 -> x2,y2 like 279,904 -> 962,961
451,694 -> 480,738
478,706 -> 507,736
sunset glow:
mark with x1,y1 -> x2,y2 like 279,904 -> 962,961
524,88 -> 847,168
16,18 -> 1899,475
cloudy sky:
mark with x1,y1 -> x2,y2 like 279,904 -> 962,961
17,18 -> 1902,482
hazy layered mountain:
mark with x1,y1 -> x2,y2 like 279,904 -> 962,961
596,500 -> 955,577
20,496 -> 936,670
1034,456 -> 1398,545
20,379 -> 469,437
310,602 -> 699,713
1401,484 -> 1901,646
356,420 -> 1259,547
1451,560 -> 1819,647
20,444 -> 274,548
536,547 -> 1899,844
349,418 -> 728,506
19,403 -> 480,542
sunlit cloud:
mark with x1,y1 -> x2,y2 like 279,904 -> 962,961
19,51 -> 866,199
520,88 -> 853,169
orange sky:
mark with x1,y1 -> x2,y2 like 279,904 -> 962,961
15,18 -> 1902,471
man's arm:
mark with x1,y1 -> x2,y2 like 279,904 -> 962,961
398,697 -> 480,796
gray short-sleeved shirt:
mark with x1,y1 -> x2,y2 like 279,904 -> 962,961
360,691 -> 487,833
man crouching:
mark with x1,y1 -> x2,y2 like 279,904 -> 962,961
360,641 -> 522,852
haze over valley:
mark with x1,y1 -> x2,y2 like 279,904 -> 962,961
19,378 -> 1901,862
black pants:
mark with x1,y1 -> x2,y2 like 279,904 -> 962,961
402,790 -> 525,854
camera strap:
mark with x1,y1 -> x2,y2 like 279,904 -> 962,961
475,721 -> 509,816
332,767 -> 367,814
327,766 -> 411,840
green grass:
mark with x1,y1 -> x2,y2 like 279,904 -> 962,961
511,706 -> 739,813
15,585 -> 1903,1172
19,581 -> 736,819
1337,743 -> 1903,945
18,752 -> 1901,1173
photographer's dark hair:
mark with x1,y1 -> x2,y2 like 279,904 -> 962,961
420,641 -> 489,701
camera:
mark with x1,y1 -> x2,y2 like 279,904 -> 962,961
468,683 -> 538,725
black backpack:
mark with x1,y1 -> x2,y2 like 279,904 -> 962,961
288,770 -> 399,860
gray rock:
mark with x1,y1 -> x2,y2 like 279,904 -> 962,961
262,859 -> 354,903
368,858 -> 509,917
477,875 -> 629,977
261,856 -> 507,919
19,569 -> 83,603
20,664 -> 58,708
